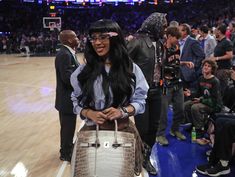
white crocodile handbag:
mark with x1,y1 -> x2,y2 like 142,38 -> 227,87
71,120 -> 135,177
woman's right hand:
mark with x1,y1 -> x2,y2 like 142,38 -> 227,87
87,110 -> 108,125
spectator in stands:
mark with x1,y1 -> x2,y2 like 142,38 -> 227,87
2,0 -> 235,55
55,30 -> 80,162
229,21 -> 235,67
169,20 -> 179,27
223,69 -> 235,110
196,116 -> 235,176
199,25 -> 217,59
127,12 -> 167,175
208,23 -> 233,96
70,19 -> 149,175
184,59 -> 222,145
179,23 -> 205,97
191,28 -> 201,40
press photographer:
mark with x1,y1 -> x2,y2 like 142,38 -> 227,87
156,26 -> 194,146
162,45 -> 181,89
162,35 -> 194,90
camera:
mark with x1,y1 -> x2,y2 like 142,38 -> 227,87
163,58 -> 180,80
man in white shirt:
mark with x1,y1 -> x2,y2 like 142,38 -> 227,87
199,25 -> 217,59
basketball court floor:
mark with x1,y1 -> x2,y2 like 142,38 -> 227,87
0,54 -> 234,177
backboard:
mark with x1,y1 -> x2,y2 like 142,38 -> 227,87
43,17 -> 61,31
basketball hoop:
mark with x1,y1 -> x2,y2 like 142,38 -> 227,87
43,17 -> 61,31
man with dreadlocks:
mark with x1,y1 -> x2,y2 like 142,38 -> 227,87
127,12 -> 168,175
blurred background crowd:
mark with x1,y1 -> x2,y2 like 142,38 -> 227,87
0,0 -> 235,56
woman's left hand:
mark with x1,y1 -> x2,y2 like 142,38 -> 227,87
103,107 -> 122,120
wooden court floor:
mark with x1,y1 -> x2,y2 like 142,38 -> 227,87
0,54 -> 84,177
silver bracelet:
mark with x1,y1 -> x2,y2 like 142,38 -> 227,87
119,107 -> 128,118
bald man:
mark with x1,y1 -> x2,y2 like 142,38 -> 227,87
55,30 -> 79,162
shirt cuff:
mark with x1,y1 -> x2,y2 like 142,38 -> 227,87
130,103 -> 141,115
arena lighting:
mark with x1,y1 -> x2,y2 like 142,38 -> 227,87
10,162 -> 28,177
50,5 -> 55,9
47,0 -> 144,4
41,0 -> 155,8
23,0 -> 35,2
0,32 -> 10,35
163,0 -> 172,3
99,1 -> 102,6
50,12 -> 56,17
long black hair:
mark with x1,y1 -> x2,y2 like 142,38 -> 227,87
77,19 -> 136,109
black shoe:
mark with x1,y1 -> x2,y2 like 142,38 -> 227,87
206,162 -> 230,176
196,163 -> 213,175
60,145 -> 73,162
60,155 -> 71,162
142,143 -> 158,175
143,159 -> 158,175
60,154 -> 71,162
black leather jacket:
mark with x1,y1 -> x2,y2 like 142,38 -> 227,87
127,34 -> 162,86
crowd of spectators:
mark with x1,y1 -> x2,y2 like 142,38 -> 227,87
0,0 -> 235,55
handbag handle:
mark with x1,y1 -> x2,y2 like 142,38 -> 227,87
113,120 -> 118,146
93,120 -> 119,176
95,119 -> 119,148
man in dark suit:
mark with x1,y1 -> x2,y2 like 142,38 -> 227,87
55,30 -> 79,162
179,23 -> 205,95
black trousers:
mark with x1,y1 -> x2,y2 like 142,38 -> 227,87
59,112 -> 77,155
134,87 -> 162,148
211,115 -> 235,162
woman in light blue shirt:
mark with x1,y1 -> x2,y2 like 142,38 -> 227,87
70,19 -> 149,175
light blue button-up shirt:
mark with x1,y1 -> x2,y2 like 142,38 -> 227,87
70,63 -> 149,126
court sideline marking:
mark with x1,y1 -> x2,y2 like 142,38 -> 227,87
55,162 -> 68,177
55,121 -> 84,177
